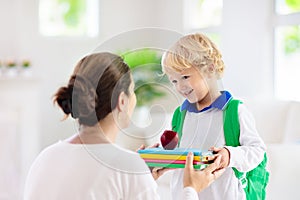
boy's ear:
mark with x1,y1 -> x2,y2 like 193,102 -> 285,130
117,91 -> 128,112
207,64 -> 215,73
205,64 -> 217,79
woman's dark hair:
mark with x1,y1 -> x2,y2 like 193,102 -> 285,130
53,52 -> 132,126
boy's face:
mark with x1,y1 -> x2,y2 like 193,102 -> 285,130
165,66 -> 209,104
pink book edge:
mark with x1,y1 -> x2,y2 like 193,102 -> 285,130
144,159 -> 200,165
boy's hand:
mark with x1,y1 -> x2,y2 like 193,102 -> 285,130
209,146 -> 230,169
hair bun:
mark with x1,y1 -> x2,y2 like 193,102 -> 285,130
54,86 -> 73,116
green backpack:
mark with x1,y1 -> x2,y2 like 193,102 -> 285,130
171,99 -> 269,200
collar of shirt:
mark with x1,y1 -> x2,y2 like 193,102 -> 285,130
180,91 -> 233,113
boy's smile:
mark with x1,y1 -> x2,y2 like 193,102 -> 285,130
184,89 -> 194,96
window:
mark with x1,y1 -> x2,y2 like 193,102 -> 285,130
183,0 -> 223,46
183,0 -> 223,30
276,0 -> 300,14
274,0 -> 300,101
39,0 -> 98,37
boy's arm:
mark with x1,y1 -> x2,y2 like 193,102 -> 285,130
225,104 -> 266,172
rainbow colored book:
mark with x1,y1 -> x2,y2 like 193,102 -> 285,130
138,148 -> 213,169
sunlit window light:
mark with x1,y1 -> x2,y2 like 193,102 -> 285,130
39,0 -> 98,37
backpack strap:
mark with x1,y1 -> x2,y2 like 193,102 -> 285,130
223,99 -> 241,147
223,99 -> 248,188
171,106 -> 186,147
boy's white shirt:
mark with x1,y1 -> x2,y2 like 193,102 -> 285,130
171,104 -> 266,200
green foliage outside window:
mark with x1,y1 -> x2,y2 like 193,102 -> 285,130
57,0 -> 86,28
283,0 -> 300,55
285,0 -> 300,11
121,49 -> 168,107
39,0 -> 97,36
283,26 -> 300,55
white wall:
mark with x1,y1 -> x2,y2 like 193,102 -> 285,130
221,0 -> 274,100
0,0 -> 18,57
0,0 -> 275,148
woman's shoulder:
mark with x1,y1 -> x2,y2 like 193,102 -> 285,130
38,140 -> 71,155
83,143 -> 151,174
30,141 -> 67,163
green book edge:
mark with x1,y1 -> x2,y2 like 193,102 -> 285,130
146,162 -> 209,170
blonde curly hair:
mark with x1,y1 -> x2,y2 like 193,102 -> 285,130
162,33 -> 225,78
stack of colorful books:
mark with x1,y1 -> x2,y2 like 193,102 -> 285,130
138,147 -> 213,169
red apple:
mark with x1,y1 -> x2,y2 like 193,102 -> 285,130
160,130 -> 179,150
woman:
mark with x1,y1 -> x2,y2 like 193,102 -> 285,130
24,52 -> 224,199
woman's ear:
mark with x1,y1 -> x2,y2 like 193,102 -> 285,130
117,91 -> 128,112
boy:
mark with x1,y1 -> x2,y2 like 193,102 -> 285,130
161,33 -> 266,200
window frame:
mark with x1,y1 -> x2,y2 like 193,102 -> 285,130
273,1 -> 300,101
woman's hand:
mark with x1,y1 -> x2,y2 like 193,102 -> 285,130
136,143 -> 170,180
183,152 -> 225,192
135,143 -> 160,152
151,167 -> 172,180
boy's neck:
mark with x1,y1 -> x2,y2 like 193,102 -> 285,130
196,91 -> 222,111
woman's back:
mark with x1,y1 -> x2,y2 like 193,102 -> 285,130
24,141 -> 158,200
